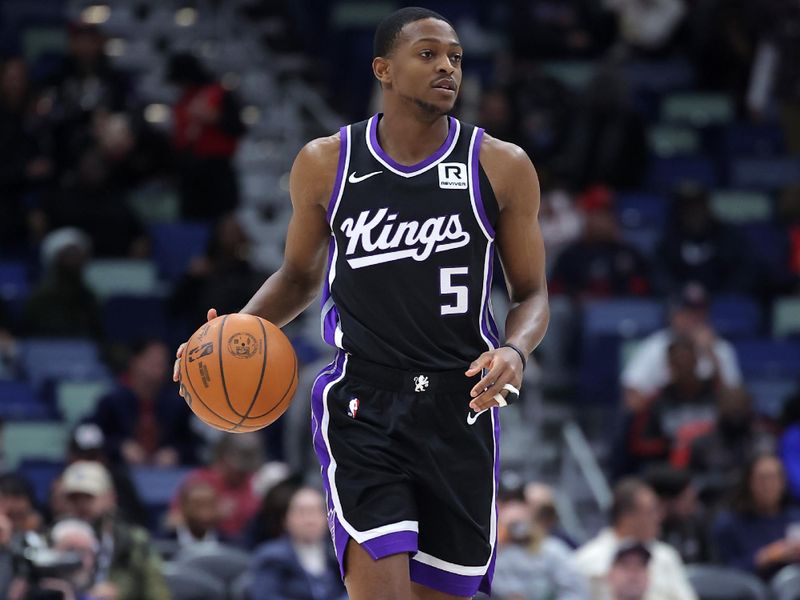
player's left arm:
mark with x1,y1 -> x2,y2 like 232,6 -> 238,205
466,134 -> 549,412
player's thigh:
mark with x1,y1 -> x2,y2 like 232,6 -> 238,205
344,538 -> 412,600
411,581 -> 470,600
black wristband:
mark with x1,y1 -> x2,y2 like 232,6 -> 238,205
501,343 -> 527,370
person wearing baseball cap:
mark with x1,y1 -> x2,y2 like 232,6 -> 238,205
59,461 -> 170,600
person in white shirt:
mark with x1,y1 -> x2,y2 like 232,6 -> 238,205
621,283 -> 741,411
575,478 -> 697,600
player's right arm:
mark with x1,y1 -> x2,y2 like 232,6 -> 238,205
173,133 -> 339,382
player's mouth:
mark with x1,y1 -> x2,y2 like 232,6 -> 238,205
432,78 -> 457,94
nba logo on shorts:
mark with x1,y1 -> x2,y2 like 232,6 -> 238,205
438,162 -> 467,189
348,398 -> 360,418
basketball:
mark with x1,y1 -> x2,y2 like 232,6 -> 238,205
179,313 -> 298,432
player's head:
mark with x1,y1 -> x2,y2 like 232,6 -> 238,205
372,7 -> 461,116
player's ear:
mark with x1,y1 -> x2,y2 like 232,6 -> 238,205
373,56 -> 391,86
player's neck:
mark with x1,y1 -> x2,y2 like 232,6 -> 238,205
376,109 -> 450,167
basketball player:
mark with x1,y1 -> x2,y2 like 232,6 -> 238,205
174,7 -> 548,599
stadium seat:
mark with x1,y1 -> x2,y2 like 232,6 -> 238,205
661,93 -> 734,127
162,563 -> 226,600
84,259 -> 159,299
729,157 -> 800,190
615,193 -> 668,228
686,565 -> 767,600
56,380 -> 111,426
149,222 -> 211,279
19,338 -> 109,388
771,565 -> 800,600
709,295 -> 763,338
17,459 -> 64,505
648,124 -> 701,157
0,381 -> 53,420
176,544 -> 251,586
102,295 -> 168,344
734,339 -> 800,379
773,297 -> 800,338
647,156 -> 718,190
709,191 -> 772,224
2,421 -> 68,469
748,379 -> 797,418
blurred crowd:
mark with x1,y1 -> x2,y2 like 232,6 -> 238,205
0,0 -> 799,599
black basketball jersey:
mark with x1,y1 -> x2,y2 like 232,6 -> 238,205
320,113 -> 500,370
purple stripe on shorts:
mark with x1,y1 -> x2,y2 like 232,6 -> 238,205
362,530 -> 418,561
326,126 -> 349,223
369,114 -> 456,173
471,127 -> 495,238
410,560 -> 485,598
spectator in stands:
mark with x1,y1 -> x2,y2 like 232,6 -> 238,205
607,541 -> 652,600
249,487 -> 346,600
492,500 -> 588,599
67,423 -> 147,528
21,227 -> 104,339
657,183 -> 756,295
60,460 -> 170,600
550,185 -> 651,299
712,452 -> 800,580
780,388 -> 800,501
169,434 -> 263,541
575,478 -> 697,600
170,213 -> 266,327
167,479 -> 226,549
688,387 -> 774,505
91,338 -> 201,467
0,474 -> 43,538
621,282 -> 741,411
645,466 -> 710,564
0,56 -> 53,255
166,53 -> 245,221
618,336 -> 720,475
604,0 -> 686,54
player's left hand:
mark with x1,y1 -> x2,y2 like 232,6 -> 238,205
465,347 -> 524,412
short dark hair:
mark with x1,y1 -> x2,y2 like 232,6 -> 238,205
610,478 -> 650,525
373,7 -> 452,58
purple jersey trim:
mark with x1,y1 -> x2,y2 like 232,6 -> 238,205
326,126 -> 349,223
368,113 -> 456,174
470,127 -> 495,238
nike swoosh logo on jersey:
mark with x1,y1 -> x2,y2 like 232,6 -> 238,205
467,409 -> 487,426
348,170 -> 383,184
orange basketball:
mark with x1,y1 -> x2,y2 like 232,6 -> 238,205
179,313 -> 298,432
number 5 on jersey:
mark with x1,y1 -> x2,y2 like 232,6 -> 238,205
440,267 -> 469,315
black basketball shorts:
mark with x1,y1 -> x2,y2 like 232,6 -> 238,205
310,351 -> 499,597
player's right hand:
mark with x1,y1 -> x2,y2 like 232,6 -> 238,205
173,308 -> 218,385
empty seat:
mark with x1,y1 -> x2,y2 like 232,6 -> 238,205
20,338 -> 109,388
686,564 -> 767,600
149,222 -> 211,279
3,421 -> 68,469
773,297 -> 800,338
734,339 -> 800,379
647,156 -> 718,190
84,260 -> 159,299
710,191 -> 772,224
709,295 -> 763,338
102,295 -> 168,344
729,157 -> 800,190
162,563 -> 226,600
176,545 -> 251,586
661,93 -> 735,127
56,380 -> 111,426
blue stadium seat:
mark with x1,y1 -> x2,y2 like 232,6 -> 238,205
647,156 -> 718,190
149,222 -> 211,279
615,193 -> 668,228
0,381 -> 53,420
17,459 -> 64,505
19,338 -> 109,388
709,295 -> 763,338
734,339 -> 800,379
729,157 -> 800,190
102,295 -> 168,344
748,379 -> 797,419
